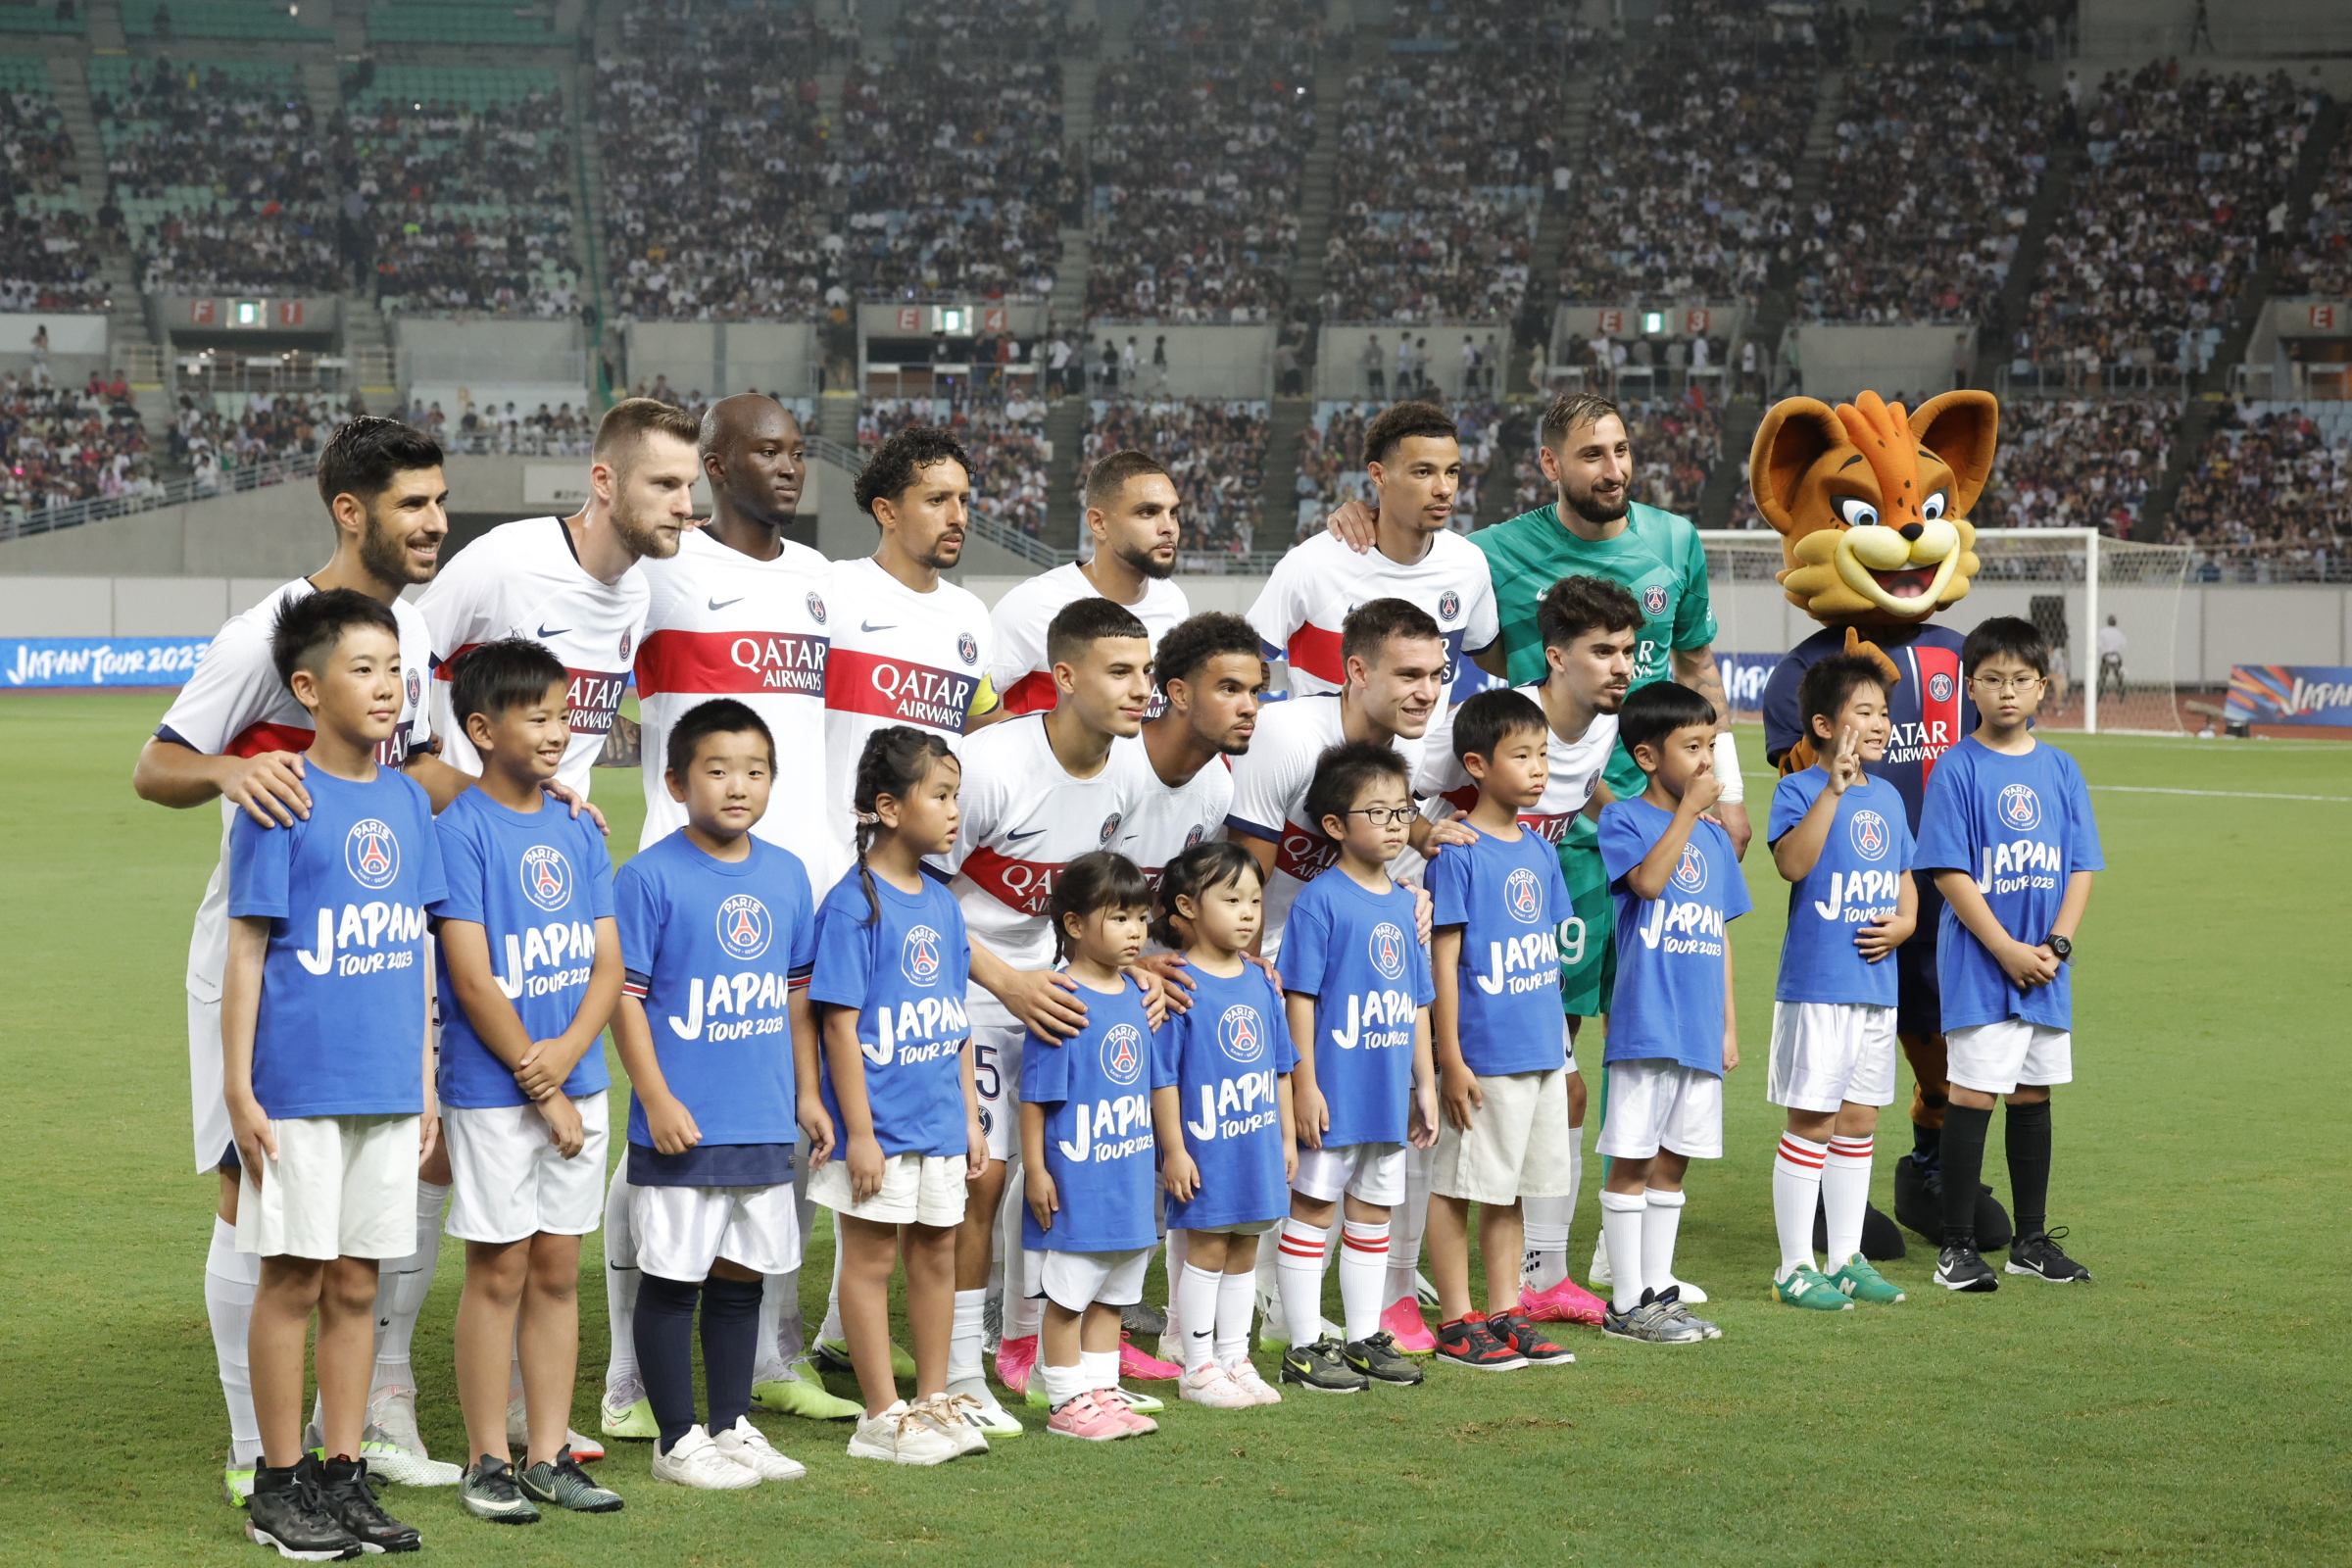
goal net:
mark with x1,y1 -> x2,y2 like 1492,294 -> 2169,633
1697,528 -> 2192,735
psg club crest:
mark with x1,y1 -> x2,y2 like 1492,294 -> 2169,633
715,894 -> 773,960
405,668 -> 421,713
1183,824 -> 1206,850
1099,812 -> 1123,847
618,628 -> 632,663
1998,783 -> 2041,831
1368,921 -> 1407,981
1671,842 -> 1708,895
1642,584 -> 1669,617
518,845 -> 573,910
1848,809 -> 1891,863
1503,866 -> 1544,924
901,924 -> 944,985
957,631 -> 978,666
806,592 -> 827,625
1438,590 -> 1460,622
345,818 -> 401,890
1217,1004 -> 1266,1064
1101,1022 -> 1146,1086
1928,670 -> 1955,704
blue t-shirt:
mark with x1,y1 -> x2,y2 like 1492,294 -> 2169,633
1426,826 -> 1573,1076
614,831 -> 816,1157
1281,867 -> 1435,1148
429,788 -> 616,1108
1768,769 -> 1917,1007
1152,964 -> 1297,1233
808,868 -> 973,1160
227,767 -> 446,1119
1019,975 -> 1171,1254
1914,736 -> 2103,1031
1598,798 -> 1753,1074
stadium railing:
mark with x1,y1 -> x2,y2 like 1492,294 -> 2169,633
0,452 -> 314,544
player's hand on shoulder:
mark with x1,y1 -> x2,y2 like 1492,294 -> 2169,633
1134,952 -> 1196,1010
1325,498 -> 1378,553
999,967 -> 1088,1041
543,777 -> 608,835
223,750 -> 312,827
1135,969 -> 1172,1029
1419,810 -> 1479,858
1247,952 -> 1283,990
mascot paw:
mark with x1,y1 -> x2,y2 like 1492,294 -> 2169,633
1842,626 -> 1901,687
1890,1155 -> 2013,1250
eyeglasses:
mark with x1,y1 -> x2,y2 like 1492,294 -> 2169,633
1970,674 -> 2046,694
1346,806 -> 1418,826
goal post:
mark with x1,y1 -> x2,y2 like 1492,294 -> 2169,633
1696,528 -> 2192,736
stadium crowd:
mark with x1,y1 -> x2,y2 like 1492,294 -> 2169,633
0,82 -> 106,311
1084,396 -> 1266,557
0,372 -> 155,514
1294,399 -> 1501,538
864,396 -> 1052,542
1795,60 -> 2048,324
2279,126 -> 2351,298
2168,406 -> 2350,576
1971,397 -> 2176,534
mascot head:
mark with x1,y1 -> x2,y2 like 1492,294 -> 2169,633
1749,389 -> 1996,628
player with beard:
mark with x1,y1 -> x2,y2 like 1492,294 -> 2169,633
134,418 -> 482,1503
978,449 -> 1190,723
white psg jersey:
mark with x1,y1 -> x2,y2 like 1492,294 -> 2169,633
1223,692 -> 1425,958
941,713 -> 1153,1025
984,561 -> 1189,717
416,515 -> 647,800
633,528 -> 843,888
1113,737 -> 1231,882
156,578 -> 434,1004
1247,530 -> 1497,698
1414,685 -> 1619,846
821,557 -> 997,867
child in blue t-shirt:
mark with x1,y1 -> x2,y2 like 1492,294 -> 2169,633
1425,690 -> 1578,1374
1594,682 -> 1751,1345
1274,743 -> 1437,1395
611,699 -> 832,1492
221,591 -> 443,1555
1916,616 -> 2101,1294
1020,851 -> 1175,1441
429,639 -> 625,1516
1148,842 -> 1296,1411
808,727 -> 989,1465
1764,655 -> 1916,1314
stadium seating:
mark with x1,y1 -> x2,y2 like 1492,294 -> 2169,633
0,371 -> 155,513
1293,399 -> 1502,540
0,2 -> 82,34
1083,396 -> 1268,557
367,0 -> 569,47
2279,129 -> 2351,297
0,54 -> 105,312
2170,403 -> 2351,567
122,0 -> 332,42
1970,397 -> 2178,535
864,395 -> 1051,541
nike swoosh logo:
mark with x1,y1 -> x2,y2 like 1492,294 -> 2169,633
859,619 -> 896,632
536,624 -> 569,638
1004,827 -> 1044,843
709,596 -> 744,611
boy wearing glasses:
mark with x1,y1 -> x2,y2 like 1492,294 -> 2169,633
1915,617 -> 2101,1293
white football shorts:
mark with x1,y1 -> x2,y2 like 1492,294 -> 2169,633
1944,1019 -> 2073,1097
1767,1002 -> 1899,1113
1595,1058 -> 1724,1161
443,1092 -> 610,1244
235,1113 -> 421,1260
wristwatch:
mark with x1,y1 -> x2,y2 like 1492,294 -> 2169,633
2047,935 -> 2073,962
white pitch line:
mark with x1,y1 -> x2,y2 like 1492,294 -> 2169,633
2089,785 -> 2351,803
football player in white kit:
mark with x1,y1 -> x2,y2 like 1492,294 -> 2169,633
945,598 -> 1159,1428
1411,573 -> 1641,1338
133,419 -> 479,1503
1248,403 -> 1497,700
978,449 -> 1189,723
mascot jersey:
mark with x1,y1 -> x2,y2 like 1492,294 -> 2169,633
1762,622 -> 1976,829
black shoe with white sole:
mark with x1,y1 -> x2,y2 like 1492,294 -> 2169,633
1280,1335 -> 1370,1393
2006,1229 -> 2092,1284
1934,1245 -> 2000,1293
244,1461 -> 361,1561
317,1454 -> 420,1553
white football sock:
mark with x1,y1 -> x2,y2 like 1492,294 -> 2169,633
1521,1195 -> 1571,1292
368,1181 -> 444,1395
1040,1360 -> 1087,1409
1642,1188 -> 1687,1298
1213,1268 -> 1255,1366
1773,1132 -> 1829,1277
1175,1264 -> 1222,1371
1160,1231 -> 1189,1345
1599,1191 -> 1646,1313
1822,1134 -> 1876,1267
949,1289 -> 987,1386
206,1217 -> 263,1465
1009,1249 -> 1045,1342
1080,1348 -> 1120,1395
1338,1220 -> 1390,1343
603,1163 -> 641,1393
1383,1145 -> 1432,1303
817,1245 -> 846,1347
755,1273 -> 791,1384
1275,1219 -> 1330,1348
779,1175 -> 814,1362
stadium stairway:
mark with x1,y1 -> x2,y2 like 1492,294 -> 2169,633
1044,395 -> 1085,552
300,57 -> 341,122
1971,134 -> 2082,393
1049,55 -> 1097,334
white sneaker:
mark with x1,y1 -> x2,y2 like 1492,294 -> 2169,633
1224,1358 -> 1282,1406
947,1377 -> 1023,1439
845,1400 -> 958,1467
913,1394 -> 991,1456
650,1425 -> 760,1491
366,1386 -> 427,1457
358,1425 -> 463,1487
711,1415 -> 806,1481
504,1397 -> 605,1463
1178,1364 -> 1252,1410
1666,1277 -> 1709,1304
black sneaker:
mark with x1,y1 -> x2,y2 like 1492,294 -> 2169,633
317,1454 -> 420,1553
1488,1309 -> 1575,1366
1934,1244 -> 2000,1293
518,1446 -> 625,1513
1120,1299 -> 1168,1338
1342,1330 -> 1425,1385
244,1461 -> 361,1561
2006,1228 -> 2092,1284
1279,1335 -> 1370,1394
460,1454 -> 541,1524
1433,1312 -> 1529,1371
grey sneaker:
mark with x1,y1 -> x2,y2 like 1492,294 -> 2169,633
1656,1285 -> 1722,1340
517,1447 -> 623,1513
1600,1289 -> 1708,1345
459,1456 -> 540,1525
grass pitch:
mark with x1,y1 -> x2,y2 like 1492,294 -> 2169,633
2,695 -> 2347,1566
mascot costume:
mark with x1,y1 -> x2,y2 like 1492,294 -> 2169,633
1751,389 -> 2012,1252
